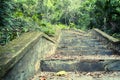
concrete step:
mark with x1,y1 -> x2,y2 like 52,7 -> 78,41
59,43 -> 107,48
31,71 -> 120,80
59,41 -> 102,46
61,34 -> 84,37
57,46 -> 108,50
46,54 -> 120,60
60,37 -> 100,42
60,37 -> 102,46
58,45 -> 107,50
40,59 -> 120,72
59,42 -> 88,46
55,49 -> 113,55
61,30 -> 86,35
59,38 -> 105,45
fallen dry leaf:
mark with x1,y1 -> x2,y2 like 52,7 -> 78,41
56,71 -> 67,76
40,76 -> 46,80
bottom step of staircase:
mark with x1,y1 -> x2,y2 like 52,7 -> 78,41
31,71 -> 120,80
40,55 -> 120,72
40,59 -> 120,72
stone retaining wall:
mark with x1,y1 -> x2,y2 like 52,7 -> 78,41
0,31 -> 61,80
91,28 -> 120,54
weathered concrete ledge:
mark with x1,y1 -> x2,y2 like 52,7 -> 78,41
0,31 -> 61,80
91,28 -> 120,54
40,59 -> 120,72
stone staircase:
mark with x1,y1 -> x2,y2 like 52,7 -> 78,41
31,29 -> 120,80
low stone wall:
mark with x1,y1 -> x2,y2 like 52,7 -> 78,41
0,31 -> 61,80
91,28 -> 120,54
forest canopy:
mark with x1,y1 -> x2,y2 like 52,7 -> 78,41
0,0 -> 120,45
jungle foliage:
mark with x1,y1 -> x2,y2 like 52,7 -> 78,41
90,0 -> 120,38
0,0 -> 120,45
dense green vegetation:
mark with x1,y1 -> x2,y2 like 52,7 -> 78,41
0,0 -> 120,45
90,0 -> 120,38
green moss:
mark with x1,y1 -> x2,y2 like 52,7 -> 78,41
94,28 -> 120,42
112,33 -> 120,40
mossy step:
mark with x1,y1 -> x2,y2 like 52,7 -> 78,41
40,59 -> 120,72
46,54 -> 120,60
57,46 -> 110,51
60,38 -> 99,41
59,43 -> 88,47
61,34 -> 84,37
61,30 -> 86,34
59,43 -> 107,48
61,36 -> 97,40
59,41 -> 102,46
56,49 -> 113,55
60,39 -> 101,43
